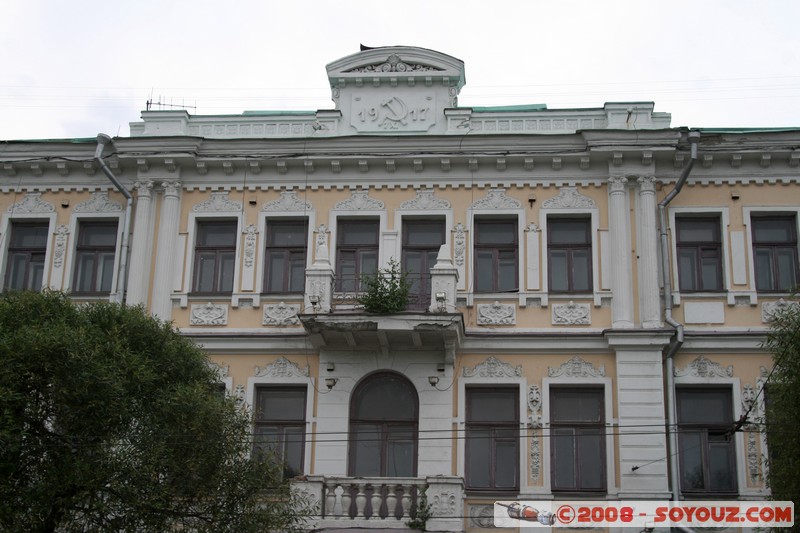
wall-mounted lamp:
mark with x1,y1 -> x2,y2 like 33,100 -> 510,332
248,197 -> 257,206
61,199 -> 70,208
528,193 -> 536,208
325,377 -> 338,390
731,191 -> 740,201
326,362 -> 335,372
309,294 -> 320,308
435,292 -> 447,312
428,376 -> 439,387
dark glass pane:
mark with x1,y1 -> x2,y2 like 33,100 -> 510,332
74,252 -> 96,292
549,250 -> 568,291
572,249 -> 591,292
353,375 -> 416,420
553,428 -> 576,490
700,251 -> 721,290
359,251 -> 378,276
551,389 -> 603,423
219,252 -> 235,292
404,251 -> 422,275
550,220 -> 589,244
269,221 -> 307,246
340,221 -> 378,245
98,252 -> 115,292
289,253 -> 306,292
266,251 -> 286,292
755,248 -> 774,290
495,436 -> 518,488
498,251 -> 517,291
753,218 -> 794,243
387,426 -> 415,477
256,389 -> 306,421
476,221 -> 516,245
405,222 -> 444,246
678,220 -> 719,243
777,248 -> 798,290
475,250 -> 494,292
467,389 -> 517,422
352,424 -> 381,477
679,431 -> 705,490
709,437 -> 735,491
467,428 -> 490,488
577,429 -> 604,489
81,224 -> 117,246
253,426 -> 280,459
11,224 -> 49,247
195,253 -> 216,292
677,389 -> 730,424
29,256 -> 45,291
198,222 -> 237,246
7,254 -> 28,290
678,249 -> 698,291
284,426 -> 305,477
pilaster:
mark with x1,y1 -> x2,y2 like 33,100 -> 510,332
608,177 -> 633,328
637,176 -> 662,328
151,181 -> 181,320
127,180 -> 154,306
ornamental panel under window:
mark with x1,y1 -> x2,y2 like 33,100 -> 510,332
4,222 -> 48,291
548,218 -> 592,293
676,387 -> 736,494
751,216 -> 799,292
676,217 -> 723,292
466,387 -> 519,491
193,220 -> 237,294
550,387 -> 605,493
402,219 -> 445,309
253,386 -> 307,478
264,220 -> 308,294
336,219 -> 379,293
73,221 -> 118,294
474,219 -> 518,293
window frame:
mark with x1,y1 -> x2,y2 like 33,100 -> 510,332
675,216 -> 724,293
71,220 -> 119,295
546,217 -> 593,294
473,218 -> 519,294
750,215 -> 799,293
253,385 -> 308,478
191,219 -> 239,295
334,218 -> 380,293
3,221 -> 49,292
464,386 -> 520,492
549,386 -> 606,493
262,219 -> 309,295
676,386 -> 737,495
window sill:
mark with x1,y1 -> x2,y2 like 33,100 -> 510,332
672,290 -> 758,307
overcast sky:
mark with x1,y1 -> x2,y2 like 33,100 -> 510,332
2,0 -> 799,140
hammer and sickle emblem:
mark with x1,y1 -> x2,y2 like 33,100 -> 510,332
380,97 -> 408,125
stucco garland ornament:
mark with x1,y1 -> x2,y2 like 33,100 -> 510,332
463,356 -> 522,378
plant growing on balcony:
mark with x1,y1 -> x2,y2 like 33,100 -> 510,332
406,491 -> 432,531
357,258 -> 411,313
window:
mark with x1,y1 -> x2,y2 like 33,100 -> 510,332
264,220 -> 307,294
73,221 -> 118,294
349,372 -> 418,477
751,216 -> 799,292
548,219 -> 592,293
402,220 -> 445,308
254,386 -> 307,478
466,388 -> 519,491
4,222 -> 48,291
677,388 -> 736,493
336,219 -> 379,292
550,388 -> 605,492
676,217 -> 723,292
474,220 -> 517,292
193,220 -> 237,294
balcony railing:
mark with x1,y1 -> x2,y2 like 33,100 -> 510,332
331,274 -> 430,311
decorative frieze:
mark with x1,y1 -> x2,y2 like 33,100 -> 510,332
761,298 -> 798,323
470,188 -> 521,210
242,225 -> 258,268
192,191 -> 241,212
548,355 -> 605,378
52,225 -> 70,268
74,192 -> 123,213
674,355 -> 733,378
334,190 -> 384,211
528,385 -> 543,481
399,189 -> 450,210
552,301 -> 591,325
190,302 -> 228,326
453,223 -> 466,267
463,356 -> 522,378
477,301 -> 516,325
468,505 -> 495,528
542,187 -> 596,209
315,224 -> 330,257
261,190 -> 312,212
254,356 -> 309,378
7,192 -> 54,213
345,53 -> 442,73
262,302 -> 301,326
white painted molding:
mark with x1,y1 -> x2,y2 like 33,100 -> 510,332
548,355 -> 605,378
477,301 -> 516,325
190,302 -> 229,326
262,301 -> 301,326
551,301 -> 591,325
73,192 -> 123,213
462,356 -> 522,378
254,356 -> 309,378
674,355 -> 733,378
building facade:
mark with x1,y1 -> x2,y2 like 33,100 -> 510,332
1,46 -> 797,532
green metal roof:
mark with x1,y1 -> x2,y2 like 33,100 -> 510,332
242,110 -> 316,116
471,104 -> 548,113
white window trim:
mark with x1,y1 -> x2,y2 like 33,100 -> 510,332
0,212 -> 57,291
668,207 -> 732,306
542,376 -> 617,497
63,211 -> 124,299
673,374 -> 747,497
743,206 -> 800,304
182,211 -> 244,305
457,375 -> 528,493
539,207 -> 602,307
468,209 -> 525,308
246,372 -> 315,477
256,211 -> 316,306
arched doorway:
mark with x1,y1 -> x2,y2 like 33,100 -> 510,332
348,372 -> 418,477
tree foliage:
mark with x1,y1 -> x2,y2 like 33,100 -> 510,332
0,291 -> 308,533
763,298 -> 800,506
357,258 -> 411,313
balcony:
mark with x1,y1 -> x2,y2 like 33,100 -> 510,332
292,476 -> 464,532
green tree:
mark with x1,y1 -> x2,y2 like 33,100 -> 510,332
0,291 -> 308,533
357,258 -> 411,313
763,298 -> 800,507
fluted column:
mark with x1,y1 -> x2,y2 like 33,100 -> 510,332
151,181 -> 181,320
608,177 -> 634,328
637,176 -> 663,327
126,180 -> 154,306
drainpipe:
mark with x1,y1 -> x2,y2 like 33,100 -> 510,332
94,134 -> 132,304
658,130 -> 699,532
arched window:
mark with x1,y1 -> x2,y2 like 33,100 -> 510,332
349,372 -> 418,477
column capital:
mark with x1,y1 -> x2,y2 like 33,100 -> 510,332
637,175 -> 658,193
161,180 -> 181,198
134,179 -> 154,198
608,176 -> 629,193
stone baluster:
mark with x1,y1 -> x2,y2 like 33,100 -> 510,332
369,483 -> 382,519
354,482 -> 368,518
386,485 -> 399,520
339,483 -> 352,518
400,487 -> 412,518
